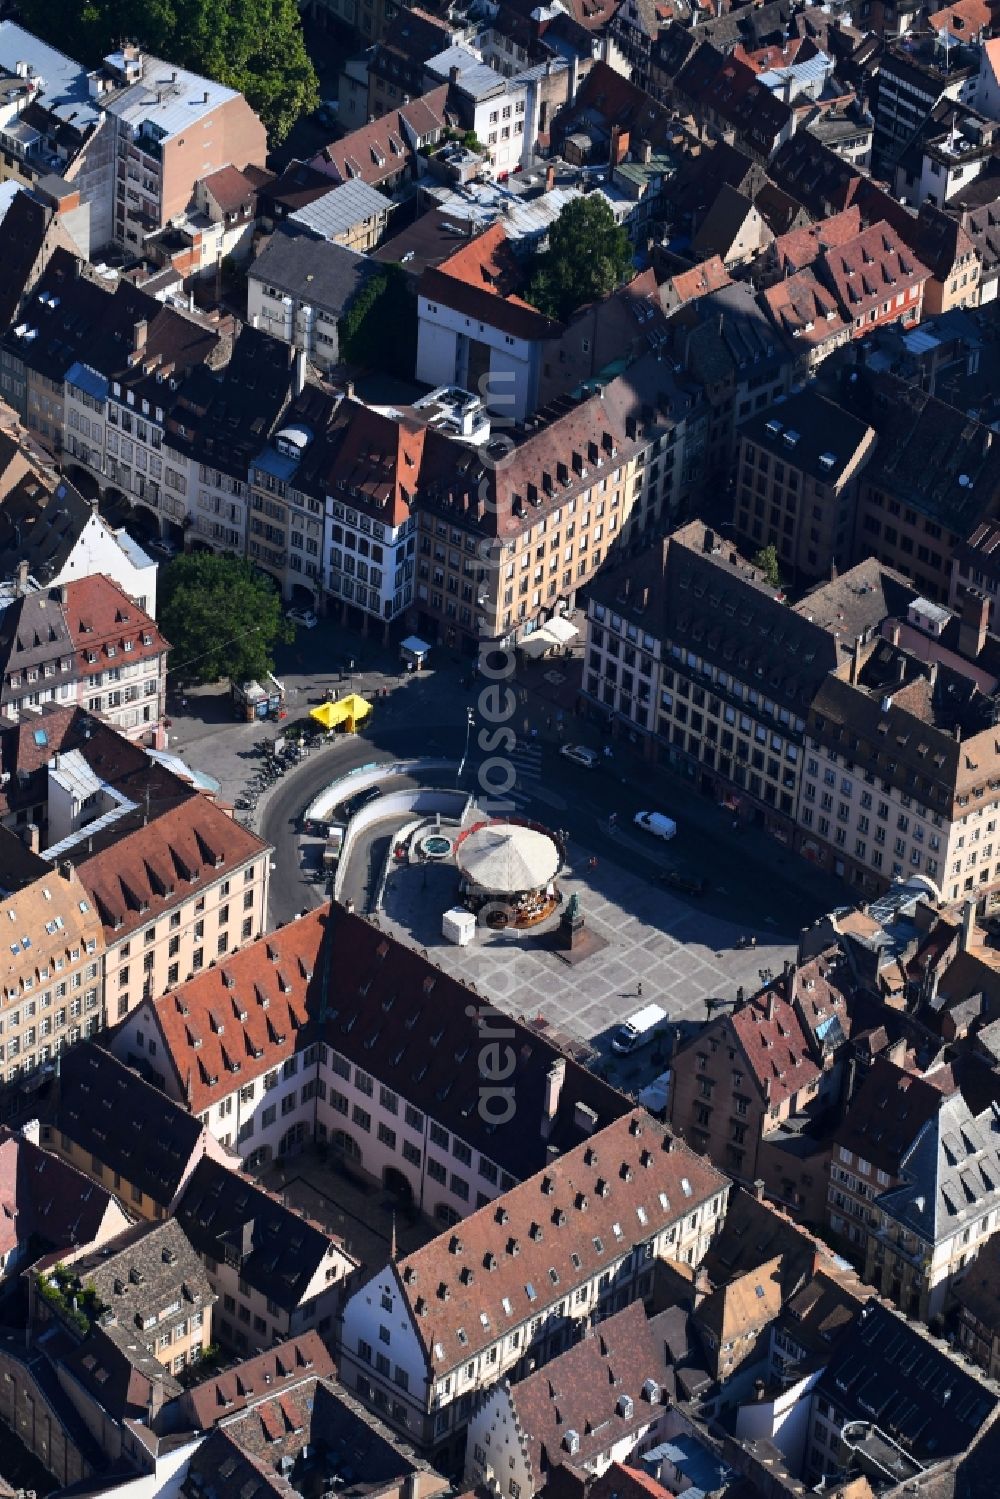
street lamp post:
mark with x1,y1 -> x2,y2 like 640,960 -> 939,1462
458,707 -> 475,780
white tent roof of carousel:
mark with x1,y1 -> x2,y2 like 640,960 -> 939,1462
456,822 -> 559,892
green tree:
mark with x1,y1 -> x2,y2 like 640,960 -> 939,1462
528,197 -> 633,323
160,553 -> 294,686
339,265 -> 417,378
753,545 -> 782,590
18,0 -> 318,143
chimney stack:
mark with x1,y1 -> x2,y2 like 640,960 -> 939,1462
542,1058 -> 566,1130
16,559 -> 28,595
133,318 -> 148,354
22,822 -> 39,855
961,898 -> 977,956
449,65 -> 461,84
959,588 -> 990,660
293,346 -> 307,397
545,163 -> 556,192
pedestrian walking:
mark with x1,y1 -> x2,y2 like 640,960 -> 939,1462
588,856 -> 598,872
637,980 -> 643,997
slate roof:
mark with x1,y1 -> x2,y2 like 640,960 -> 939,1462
592,519 -> 843,719
817,1300 -> 996,1460
875,1091 -> 1000,1243
67,1218 -> 214,1338
772,1267 -> 867,1365
0,586 -> 77,710
0,464 -> 97,587
50,1041 -> 209,1207
836,369 -> 1000,529
176,1157 -> 353,1312
833,1056 -> 953,1178
147,907 -> 325,1114
508,1302 -> 667,1482
320,907 -> 631,1180
393,1110 -> 728,1374
248,228 -> 378,316
738,389 -> 873,485
0,1125 -> 122,1261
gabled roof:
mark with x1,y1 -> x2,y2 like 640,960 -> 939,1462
0,1125 -> 122,1259
319,907 -> 630,1178
877,1091 -> 1000,1243
75,791 -> 266,944
150,908 -> 325,1113
52,1042 -> 207,1206
833,1056 -> 954,1178
178,1332 -> 334,1430
771,204 -> 863,274
64,573 -> 166,676
820,220 -> 930,319
761,265 -> 848,345
509,1302 -> 667,1482
694,1254 -> 784,1344
176,1157 -> 353,1311
677,42 -> 792,155
665,255 -> 732,308
393,1110 -> 727,1374
729,989 -> 824,1107
66,1218 -> 215,1340
419,221 -> 561,341
310,87 -> 448,191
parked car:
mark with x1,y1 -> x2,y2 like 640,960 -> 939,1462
559,743 -> 598,769
147,537 -> 180,560
342,786 -> 382,818
634,810 -> 677,841
287,607 -> 318,629
656,869 -> 706,896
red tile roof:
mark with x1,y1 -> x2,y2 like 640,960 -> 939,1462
820,221 -> 931,321
928,0 -> 992,36
76,794 -> 266,944
731,990 -> 823,1107
149,907 -> 326,1113
181,1333 -> 334,1430
394,1110 -> 728,1372
772,205 -> 863,275
762,266 -> 849,345
668,255 -> 733,305
318,401 -> 425,529
419,222 -> 561,340
64,574 -> 167,677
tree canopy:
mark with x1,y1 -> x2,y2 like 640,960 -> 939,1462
528,197 -> 634,323
159,552 -> 294,686
753,545 -> 782,590
339,264 -> 417,378
18,0 -> 318,143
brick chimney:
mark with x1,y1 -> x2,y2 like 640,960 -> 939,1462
959,588 -> 989,660
133,318 -> 148,355
545,163 -> 556,192
542,1058 -> 565,1132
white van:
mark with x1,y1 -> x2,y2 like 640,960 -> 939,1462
611,1003 -> 668,1054
634,810 -> 677,840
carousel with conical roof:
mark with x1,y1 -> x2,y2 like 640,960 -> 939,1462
453,817 -> 563,928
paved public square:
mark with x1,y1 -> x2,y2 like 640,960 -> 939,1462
379,849 -> 793,1091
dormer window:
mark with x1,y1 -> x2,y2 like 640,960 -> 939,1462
106,645 -> 116,658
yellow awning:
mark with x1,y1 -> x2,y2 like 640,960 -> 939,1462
310,701 -> 345,730
309,694 -> 373,732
